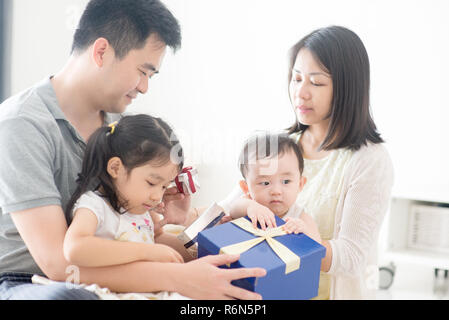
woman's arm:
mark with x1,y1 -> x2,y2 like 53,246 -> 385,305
326,145 -> 394,276
64,208 -> 182,267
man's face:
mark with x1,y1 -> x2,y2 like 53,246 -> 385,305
101,33 -> 167,113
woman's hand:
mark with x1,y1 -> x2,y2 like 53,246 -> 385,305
246,201 -> 277,230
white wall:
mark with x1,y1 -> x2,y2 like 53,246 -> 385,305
11,0 -> 449,207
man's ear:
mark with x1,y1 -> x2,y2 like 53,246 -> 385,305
91,37 -> 112,68
107,157 -> 124,179
239,180 -> 252,199
298,175 -> 307,192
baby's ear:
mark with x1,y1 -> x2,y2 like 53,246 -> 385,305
299,175 -> 307,192
239,180 -> 249,196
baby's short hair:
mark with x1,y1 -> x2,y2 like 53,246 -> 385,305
238,132 -> 304,179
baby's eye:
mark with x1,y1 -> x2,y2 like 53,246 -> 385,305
259,181 -> 270,186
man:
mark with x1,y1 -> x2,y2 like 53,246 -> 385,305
0,0 -> 265,300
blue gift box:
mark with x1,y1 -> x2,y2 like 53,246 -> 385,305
197,215 -> 326,300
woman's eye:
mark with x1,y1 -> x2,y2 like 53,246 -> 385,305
147,181 -> 155,187
140,70 -> 147,77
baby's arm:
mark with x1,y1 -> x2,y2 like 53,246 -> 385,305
63,208 -> 183,267
283,211 -> 322,244
229,198 -> 277,230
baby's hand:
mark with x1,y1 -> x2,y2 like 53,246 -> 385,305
147,243 -> 184,263
219,215 -> 232,225
282,217 -> 305,234
247,201 -> 277,230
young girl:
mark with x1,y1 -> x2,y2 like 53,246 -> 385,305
63,114 -> 192,268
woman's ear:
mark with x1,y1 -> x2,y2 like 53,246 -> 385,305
107,157 -> 124,179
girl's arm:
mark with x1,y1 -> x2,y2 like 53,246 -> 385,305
150,211 -> 194,262
64,208 -> 182,267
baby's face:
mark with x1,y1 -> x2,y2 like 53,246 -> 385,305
245,150 -> 304,217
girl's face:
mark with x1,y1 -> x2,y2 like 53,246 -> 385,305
110,158 -> 179,214
289,48 -> 333,130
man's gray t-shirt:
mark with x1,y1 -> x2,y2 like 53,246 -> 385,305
0,77 -> 120,276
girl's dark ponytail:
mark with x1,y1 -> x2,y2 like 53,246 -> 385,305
65,125 -> 114,223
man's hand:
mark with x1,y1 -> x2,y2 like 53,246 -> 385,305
176,254 -> 266,300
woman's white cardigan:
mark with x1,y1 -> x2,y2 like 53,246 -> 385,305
219,142 -> 394,299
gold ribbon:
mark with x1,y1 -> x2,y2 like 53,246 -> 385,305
219,217 -> 300,274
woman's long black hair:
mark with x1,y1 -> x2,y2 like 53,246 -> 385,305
287,25 -> 384,151
65,114 -> 184,223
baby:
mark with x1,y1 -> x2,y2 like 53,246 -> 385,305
227,133 -> 321,243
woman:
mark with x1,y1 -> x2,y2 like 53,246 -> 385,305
214,25 -> 394,299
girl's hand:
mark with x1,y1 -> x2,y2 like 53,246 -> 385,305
146,243 -> 184,263
155,187 -> 191,227
282,217 -> 305,234
247,201 -> 277,230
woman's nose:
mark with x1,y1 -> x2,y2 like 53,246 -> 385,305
293,82 -> 311,102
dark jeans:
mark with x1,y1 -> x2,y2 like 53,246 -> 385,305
0,272 -> 99,300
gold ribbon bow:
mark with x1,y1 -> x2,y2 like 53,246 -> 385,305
219,217 -> 300,274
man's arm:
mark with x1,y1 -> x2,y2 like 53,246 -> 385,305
11,204 -> 266,298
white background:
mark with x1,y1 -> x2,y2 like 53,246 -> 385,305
8,0 -> 449,298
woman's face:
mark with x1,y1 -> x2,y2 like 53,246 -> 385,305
289,48 -> 333,129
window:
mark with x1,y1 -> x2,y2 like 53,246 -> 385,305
0,0 -> 12,103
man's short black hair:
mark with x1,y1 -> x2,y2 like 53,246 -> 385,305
71,0 -> 181,59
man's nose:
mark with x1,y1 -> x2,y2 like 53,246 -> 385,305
137,76 -> 149,94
